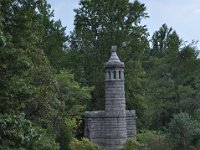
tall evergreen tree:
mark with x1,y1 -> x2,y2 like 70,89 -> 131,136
144,24 -> 200,129
0,1 -> 94,148
0,0 -> 64,148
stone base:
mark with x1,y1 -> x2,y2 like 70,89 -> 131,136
84,110 -> 136,150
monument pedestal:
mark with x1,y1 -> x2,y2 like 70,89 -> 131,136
84,110 -> 136,150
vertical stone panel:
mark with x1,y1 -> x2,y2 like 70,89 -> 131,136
126,110 -> 136,138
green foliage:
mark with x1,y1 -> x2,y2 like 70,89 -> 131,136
123,139 -> 146,150
0,47 -> 33,114
56,121 -> 73,150
0,114 -> 59,150
70,138 -> 100,150
0,1 -> 85,150
0,27 -> 6,48
56,70 -> 93,121
124,131 -> 168,150
1,0 -> 200,149
0,0 -> 61,122
69,0 -> 149,130
137,130 -> 167,150
41,18 -> 68,71
144,24 -> 200,129
55,70 -> 93,141
148,24 -> 181,57
167,112 -> 200,150
25,64 -> 60,127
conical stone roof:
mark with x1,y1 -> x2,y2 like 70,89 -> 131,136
108,46 -> 121,63
105,46 -> 124,68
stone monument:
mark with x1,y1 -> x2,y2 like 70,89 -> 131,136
84,46 -> 136,150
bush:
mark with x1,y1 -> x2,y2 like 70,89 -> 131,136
167,112 -> 200,150
123,130 -> 167,150
70,138 -> 100,150
123,139 -> 146,150
137,130 -> 167,150
56,120 -> 73,150
0,114 -> 59,150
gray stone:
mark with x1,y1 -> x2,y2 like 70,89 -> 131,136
84,46 -> 136,150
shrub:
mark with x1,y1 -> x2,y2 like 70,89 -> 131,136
123,138 -> 147,150
0,114 -> 59,150
167,112 -> 200,150
56,121 -> 73,150
137,130 -> 167,150
70,138 -> 100,150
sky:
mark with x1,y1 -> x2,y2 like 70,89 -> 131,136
47,0 -> 200,50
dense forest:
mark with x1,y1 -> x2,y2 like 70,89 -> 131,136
0,0 -> 200,150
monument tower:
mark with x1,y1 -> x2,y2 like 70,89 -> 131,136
105,45 -> 125,111
84,46 -> 136,150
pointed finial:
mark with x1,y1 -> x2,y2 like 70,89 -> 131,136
108,45 -> 121,63
111,45 -> 117,52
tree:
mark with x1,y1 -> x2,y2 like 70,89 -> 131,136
0,0 -> 99,149
56,121 -> 73,150
55,70 -> 93,137
0,0 -> 62,127
70,138 -> 100,150
144,24 -> 200,129
0,1 -> 71,149
147,24 -> 181,57
0,114 -> 59,150
68,1 -> 149,129
167,112 -> 200,150
39,11 -> 69,71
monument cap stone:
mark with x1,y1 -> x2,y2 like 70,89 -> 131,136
108,45 -> 121,63
105,46 -> 124,68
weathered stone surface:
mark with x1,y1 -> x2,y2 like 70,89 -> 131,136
84,46 -> 136,150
